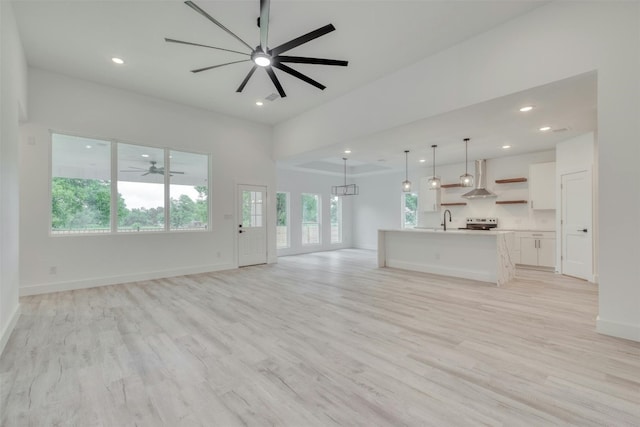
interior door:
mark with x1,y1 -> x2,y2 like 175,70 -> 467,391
238,185 -> 267,267
561,171 -> 593,281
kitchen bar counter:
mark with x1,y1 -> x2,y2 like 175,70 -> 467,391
378,228 -> 516,286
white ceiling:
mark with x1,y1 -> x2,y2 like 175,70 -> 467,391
278,72 -> 598,176
12,0 -> 545,125
14,0 -> 595,177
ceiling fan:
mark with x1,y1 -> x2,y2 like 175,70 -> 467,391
120,161 -> 185,176
165,0 -> 349,98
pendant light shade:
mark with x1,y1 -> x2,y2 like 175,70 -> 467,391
460,137 -> 474,187
427,145 -> 441,189
402,150 -> 411,192
331,157 -> 359,196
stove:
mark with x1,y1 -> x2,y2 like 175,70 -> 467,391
459,217 -> 498,231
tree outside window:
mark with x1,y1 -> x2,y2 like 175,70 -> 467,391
402,193 -> 418,229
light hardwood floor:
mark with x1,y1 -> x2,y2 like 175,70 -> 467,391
1,249 -> 639,426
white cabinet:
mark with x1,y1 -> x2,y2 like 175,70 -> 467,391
419,177 -> 441,212
516,231 -> 555,268
529,162 -> 556,210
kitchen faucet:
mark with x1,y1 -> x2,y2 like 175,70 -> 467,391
442,209 -> 452,231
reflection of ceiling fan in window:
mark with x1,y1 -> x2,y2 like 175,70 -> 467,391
120,161 -> 185,176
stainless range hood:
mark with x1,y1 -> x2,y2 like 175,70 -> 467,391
462,159 -> 497,199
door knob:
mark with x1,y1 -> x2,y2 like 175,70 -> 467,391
577,228 -> 588,232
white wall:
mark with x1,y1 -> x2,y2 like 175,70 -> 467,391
276,168 -> 352,256
275,2 -> 640,341
20,68 -> 276,296
352,150 -> 556,250
0,2 -> 28,355
555,133 -> 596,280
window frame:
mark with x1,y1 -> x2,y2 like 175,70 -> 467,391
330,195 -> 342,245
276,191 -> 290,249
50,131 -> 211,236
401,192 -> 419,229
301,193 -> 322,246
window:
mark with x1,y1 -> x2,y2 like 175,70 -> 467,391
330,196 -> 342,244
169,150 -> 208,231
51,132 -> 209,235
301,193 -> 321,245
242,190 -> 263,227
276,192 -> 290,249
117,144 -> 165,232
402,192 -> 418,229
51,134 -> 112,234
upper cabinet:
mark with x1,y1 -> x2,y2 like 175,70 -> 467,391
529,162 -> 556,210
419,177 -> 441,212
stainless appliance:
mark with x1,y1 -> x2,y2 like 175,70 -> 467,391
462,159 -> 497,199
459,217 -> 498,230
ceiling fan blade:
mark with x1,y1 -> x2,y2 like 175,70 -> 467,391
169,171 -> 185,174
269,24 -> 335,56
265,67 -> 286,98
191,59 -> 251,73
272,62 -> 325,90
236,65 -> 258,92
184,1 -> 254,51
259,0 -> 270,54
142,172 -> 150,176
276,55 -> 348,67
164,38 -> 250,56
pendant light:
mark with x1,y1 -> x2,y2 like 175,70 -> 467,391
331,157 -> 359,196
402,150 -> 411,192
427,145 -> 441,189
459,137 -> 474,187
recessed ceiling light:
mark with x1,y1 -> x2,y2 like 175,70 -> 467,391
502,145 -> 512,149
85,145 -> 92,149
255,101 -> 264,106
419,159 -> 426,163
539,126 -> 551,131
141,154 -> 150,158
344,150 -> 351,154
519,106 -> 534,112
111,57 -> 124,65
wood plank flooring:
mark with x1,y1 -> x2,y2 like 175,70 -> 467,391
1,249 -> 639,426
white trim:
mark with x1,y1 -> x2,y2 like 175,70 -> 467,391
0,305 -> 21,356
19,263 -> 235,297
596,316 -> 640,342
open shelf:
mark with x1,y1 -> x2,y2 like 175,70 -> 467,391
441,202 -> 467,206
495,200 -> 528,205
495,177 -> 527,184
441,183 -> 464,188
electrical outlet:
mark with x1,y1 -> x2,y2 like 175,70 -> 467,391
435,253 -> 440,261
49,266 -> 57,275
216,251 -> 221,258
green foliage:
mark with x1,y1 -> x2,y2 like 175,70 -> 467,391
52,178 -> 113,229
52,178 -> 208,231
330,196 -> 340,225
404,193 -> 418,228
276,193 -> 288,226
301,194 -> 318,223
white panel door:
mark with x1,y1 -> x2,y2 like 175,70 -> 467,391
238,185 -> 267,267
561,171 -> 592,280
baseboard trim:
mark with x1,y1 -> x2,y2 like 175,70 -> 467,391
596,316 -> 640,342
19,263 -> 236,296
0,304 -> 21,356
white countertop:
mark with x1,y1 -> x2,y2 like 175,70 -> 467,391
380,228 -> 515,236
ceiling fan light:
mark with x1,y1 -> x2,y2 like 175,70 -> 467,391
252,52 -> 271,67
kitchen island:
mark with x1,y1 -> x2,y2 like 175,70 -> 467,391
378,228 -> 516,286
